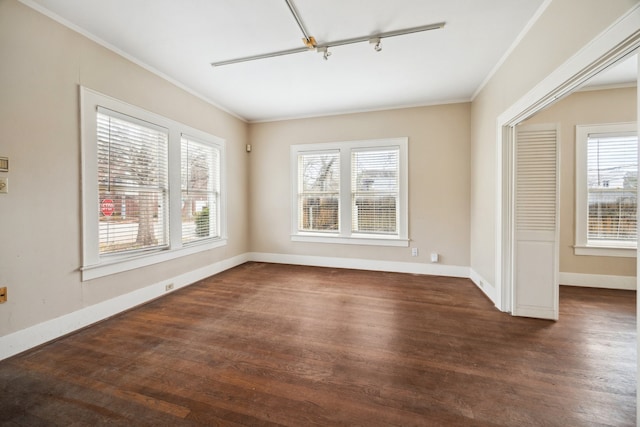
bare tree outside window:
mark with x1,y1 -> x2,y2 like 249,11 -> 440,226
97,113 -> 168,254
298,152 -> 340,231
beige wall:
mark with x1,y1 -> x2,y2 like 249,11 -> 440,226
0,0 -> 249,336
522,87 -> 637,277
249,104 -> 471,267
470,0 -> 638,287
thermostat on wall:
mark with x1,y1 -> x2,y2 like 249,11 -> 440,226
0,157 -> 7,172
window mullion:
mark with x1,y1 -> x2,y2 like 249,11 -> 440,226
168,128 -> 182,249
340,148 -> 351,237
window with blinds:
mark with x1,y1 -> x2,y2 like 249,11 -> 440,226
97,109 -> 169,255
351,148 -> 399,234
181,136 -> 220,243
587,132 -> 637,243
291,137 -> 408,246
82,87 -> 227,280
297,151 -> 340,232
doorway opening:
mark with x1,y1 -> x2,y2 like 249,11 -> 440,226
496,9 -> 640,317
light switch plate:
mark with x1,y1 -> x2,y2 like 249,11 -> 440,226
0,177 -> 7,194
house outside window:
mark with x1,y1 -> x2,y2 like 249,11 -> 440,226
291,138 -> 408,247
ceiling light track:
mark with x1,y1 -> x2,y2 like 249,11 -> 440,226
210,0 -> 444,68
211,22 -> 445,67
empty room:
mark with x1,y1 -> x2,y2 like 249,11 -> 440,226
0,0 -> 638,425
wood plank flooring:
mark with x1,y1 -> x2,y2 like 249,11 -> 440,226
0,262 -> 635,426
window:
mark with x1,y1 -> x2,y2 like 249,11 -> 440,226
181,136 -> 220,243
291,138 -> 408,246
297,150 -> 340,232
97,109 -> 169,255
575,123 -> 637,257
81,87 -> 226,280
351,148 -> 399,234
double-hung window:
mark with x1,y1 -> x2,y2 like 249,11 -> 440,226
181,136 -> 220,243
291,138 -> 408,246
97,109 -> 169,254
81,87 -> 226,280
575,122 -> 637,257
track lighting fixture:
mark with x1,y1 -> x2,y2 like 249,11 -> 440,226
210,0 -> 444,67
317,46 -> 331,60
370,37 -> 382,52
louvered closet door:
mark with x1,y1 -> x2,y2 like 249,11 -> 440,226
513,124 -> 559,320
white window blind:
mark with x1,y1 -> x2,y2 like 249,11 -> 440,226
181,136 -> 220,243
297,151 -> 340,232
97,108 -> 169,255
351,148 -> 399,234
587,132 -> 637,243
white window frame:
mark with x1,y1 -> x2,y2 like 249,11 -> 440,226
180,134 -> 221,245
575,122 -> 637,257
81,87 -> 227,280
290,138 -> 409,247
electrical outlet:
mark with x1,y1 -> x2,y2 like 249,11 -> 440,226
411,248 -> 419,257
0,287 -> 7,303
430,253 -> 439,263
165,283 -> 174,292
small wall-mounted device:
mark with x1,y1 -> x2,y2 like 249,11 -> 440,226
0,177 -> 7,194
430,253 -> 439,263
246,144 -> 252,153
0,157 -> 8,172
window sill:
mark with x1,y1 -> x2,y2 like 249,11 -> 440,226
291,233 -> 409,247
82,238 -> 228,281
574,244 -> 637,258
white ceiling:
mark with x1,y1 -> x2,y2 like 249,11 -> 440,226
24,0 -> 554,122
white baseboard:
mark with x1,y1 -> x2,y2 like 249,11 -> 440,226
559,272 -> 637,290
0,253 -> 250,362
248,252 -> 470,278
469,268 -> 498,306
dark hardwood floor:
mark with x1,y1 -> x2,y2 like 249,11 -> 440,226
0,262 -> 635,426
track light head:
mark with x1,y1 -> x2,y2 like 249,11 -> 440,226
317,46 -> 331,61
369,37 -> 382,52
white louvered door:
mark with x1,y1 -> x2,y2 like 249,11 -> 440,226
513,123 -> 559,320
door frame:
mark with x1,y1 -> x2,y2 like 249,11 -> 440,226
495,6 -> 640,313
